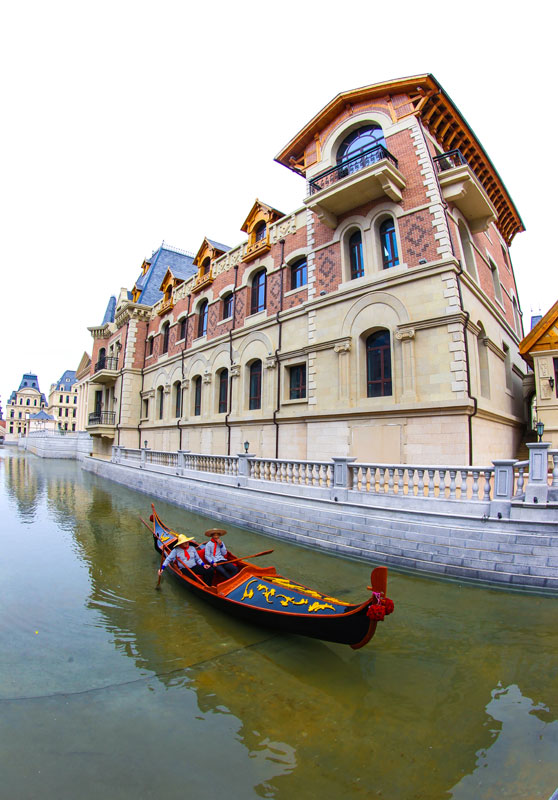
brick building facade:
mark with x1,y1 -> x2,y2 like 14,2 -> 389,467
85,74 -> 527,465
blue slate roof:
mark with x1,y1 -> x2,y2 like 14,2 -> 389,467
207,239 -> 231,253
29,410 -> 54,420
134,243 -> 196,306
18,373 -> 41,392
54,370 -> 77,391
102,296 -> 116,325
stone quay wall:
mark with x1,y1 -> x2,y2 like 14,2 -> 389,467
20,431 -> 93,460
82,447 -> 558,594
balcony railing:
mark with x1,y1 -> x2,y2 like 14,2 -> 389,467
94,356 -> 118,373
308,144 -> 398,196
433,149 -> 468,173
88,411 -> 116,426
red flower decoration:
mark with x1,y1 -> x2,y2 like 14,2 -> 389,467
366,595 -> 394,621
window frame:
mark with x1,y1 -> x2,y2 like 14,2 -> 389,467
379,217 -> 399,269
250,270 -> 267,315
161,323 -> 170,354
222,293 -> 234,320
290,258 -> 307,290
197,300 -> 208,338
218,369 -> 228,414
248,360 -> 262,410
365,330 -> 392,398
193,376 -> 202,416
349,230 -> 364,280
288,364 -> 307,400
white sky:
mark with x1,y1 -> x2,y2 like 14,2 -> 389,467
1,0 -> 556,409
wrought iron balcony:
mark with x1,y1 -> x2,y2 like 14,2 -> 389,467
88,411 -> 116,426
308,144 -> 398,195
433,150 -> 497,233
433,149 -> 468,173
94,356 -> 119,373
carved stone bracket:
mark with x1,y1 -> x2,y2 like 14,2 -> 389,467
181,378 -> 189,389
140,389 -> 155,399
334,342 -> 351,355
203,372 -> 212,385
163,384 -> 171,395
230,363 -> 241,378
395,328 -> 416,341
265,355 -> 278,369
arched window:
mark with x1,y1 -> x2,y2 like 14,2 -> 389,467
337,125 -> 386,174
201,256 -> 211,275
193,376 -> 202,416
148,336 -> 154,355
251,270 -> 266,314
366,330 -> 392,397
290,258 -> 307,290
197,300 -> 208,337
162,323 -> 170,354
249,360 -> 262,410
458,221 -> 476,278
173,381 -> 182,418
222,293 -> 234,320
157,386 -> 164,419
349,231 -> 364,279
254,221 -> 266,242
98,347 -> 106,369
218,369 -> 228,414
379,218 -> 399,269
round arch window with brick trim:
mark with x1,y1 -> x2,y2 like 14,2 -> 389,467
336,125 -> 386,165
366,330 -> 392,397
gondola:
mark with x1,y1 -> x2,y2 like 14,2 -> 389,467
146,505 -> 394,649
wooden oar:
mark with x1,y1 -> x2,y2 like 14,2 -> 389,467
223,549 -> 273,567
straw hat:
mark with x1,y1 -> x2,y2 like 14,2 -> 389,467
175,534 -> 195,547
204,528 -> 227,538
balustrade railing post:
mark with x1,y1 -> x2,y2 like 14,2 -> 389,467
177,450 -> 190,476
140,446 -> 147,469
331,457 -> 357,502
112,446 -> 120,464
525,442 -> 551,505
236,452 -> 253,488
490,459 -> 516,518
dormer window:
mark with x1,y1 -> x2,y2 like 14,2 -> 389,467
201,256 -> 211,275
254,221 -> 266,242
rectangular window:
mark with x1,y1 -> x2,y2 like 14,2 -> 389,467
289,365 -> 307,399
194,378 -> 202,416
223,294 -> 234,319
59,395 -> 63,403
490,259 -> 503,304
72,424 -> 76,431
503,343 -> 513,391
554,358 -> 558,398
249,362 -> 262,410
218,371 -> 228,414
73,396 -> 77,403
179,318 -> 187,341
142,399 -> 149,419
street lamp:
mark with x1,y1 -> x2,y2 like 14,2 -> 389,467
244,440 -> 250,453
549,376 -> 555,392
536,420 -> 545,442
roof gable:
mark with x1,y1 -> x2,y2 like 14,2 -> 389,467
519,300 -> 558,360
241,199 -> 284,233
275,73 -> 524,245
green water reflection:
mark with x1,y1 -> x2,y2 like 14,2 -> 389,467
0,449 -> 557,799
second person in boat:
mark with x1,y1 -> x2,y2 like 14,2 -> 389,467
158,534 -> 212,584
204,528 -> 239,580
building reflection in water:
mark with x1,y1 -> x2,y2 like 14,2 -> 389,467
2,449 -> 557,799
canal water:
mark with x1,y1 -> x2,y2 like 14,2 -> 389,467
0,449 -> 556,799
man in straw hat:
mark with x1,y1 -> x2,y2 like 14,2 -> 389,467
158,534 -> 212,584
204,528 -> 239,581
